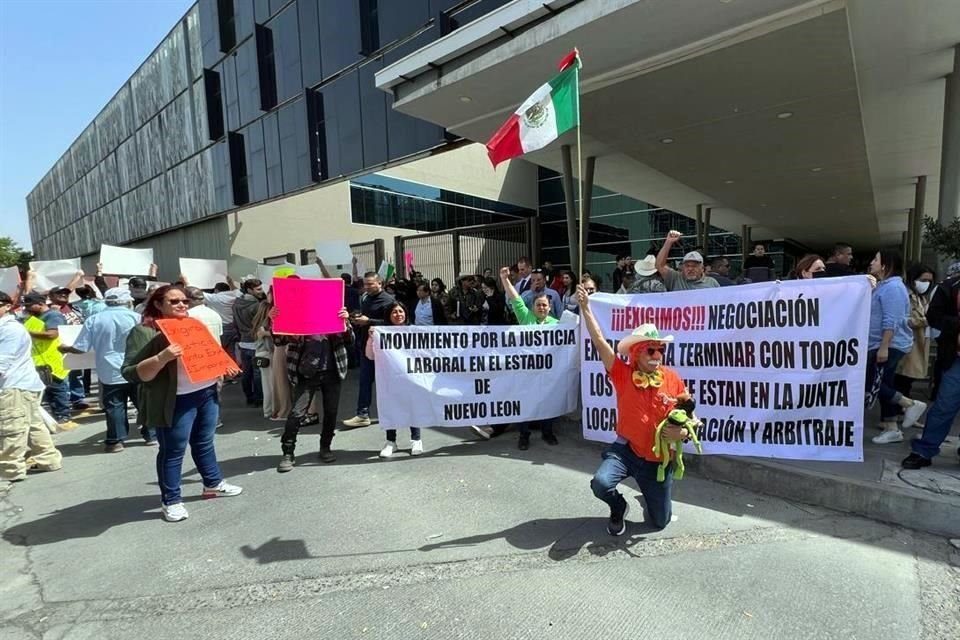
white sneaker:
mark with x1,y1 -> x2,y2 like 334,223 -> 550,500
202,480 -> 243,499
872,429 -> 904,444
411,440 -> 424,456
379,442 -> 397,458
901,401 -> 927,429
162,502 -> 189,522
343,415 -> 372,428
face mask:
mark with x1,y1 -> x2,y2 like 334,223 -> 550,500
914,281 -> 930,295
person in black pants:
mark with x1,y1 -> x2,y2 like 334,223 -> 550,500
343,272 -> 396,428
276,309 -> 352,472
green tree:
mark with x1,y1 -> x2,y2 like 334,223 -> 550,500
0,236 -> 33,271
923,217 -> 960,261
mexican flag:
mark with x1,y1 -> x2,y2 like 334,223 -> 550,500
485,50 -> 581,167
377,260 -> 395,281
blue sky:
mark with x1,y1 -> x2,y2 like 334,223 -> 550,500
0,0 -> 195,252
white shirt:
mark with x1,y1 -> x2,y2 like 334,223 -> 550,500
0,315 -> 45,393
189,304 -> 223,340
176,358 -> 215,396
203,290 -> 241,324
415,298 -> 434,326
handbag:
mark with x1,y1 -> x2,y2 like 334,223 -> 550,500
254,356 -> 271,368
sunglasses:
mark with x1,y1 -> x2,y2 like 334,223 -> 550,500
165,298 -> 189,306
646,347 -> 665,356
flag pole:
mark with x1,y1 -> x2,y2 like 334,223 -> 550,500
576,124 -> 584,278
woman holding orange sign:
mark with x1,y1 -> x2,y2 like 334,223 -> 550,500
122,285 -> 243,523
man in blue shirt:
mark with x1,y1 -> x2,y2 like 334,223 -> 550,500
520,269 -> 563,320
60,288 -> 144,452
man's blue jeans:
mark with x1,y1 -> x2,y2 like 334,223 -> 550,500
239,348 -> 263,404
356,355 -> 375,417
68,370 -> 86,405
101,382 -> 138,445
155,385 -> 223,506
911,359 -> 960,460
590,440 -> 674,529
44,376 -> 71,423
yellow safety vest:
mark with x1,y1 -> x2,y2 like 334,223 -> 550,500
23,315 -> 69,380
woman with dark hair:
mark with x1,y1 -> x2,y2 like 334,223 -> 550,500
122,285 -> 243,522
895,264 -> 936,403
366,302 -> 423,458
559,270 -> 578,312
73,284 -> 106,319
789,254 -> 826,279
480,277 -> 507,325
866,250 -> 926,444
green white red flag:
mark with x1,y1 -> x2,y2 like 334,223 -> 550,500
485,49 -> 581,167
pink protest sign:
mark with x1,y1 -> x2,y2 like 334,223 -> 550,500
404,251 -> 414,273
272,277 -> 345,335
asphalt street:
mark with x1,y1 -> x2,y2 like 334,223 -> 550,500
2,383 -> 958,640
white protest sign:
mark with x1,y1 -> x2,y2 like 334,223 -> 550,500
0,266 -> 20,296
100,244 -> 153,276
57,324 -> 96,371
29,258 -> 81,291
180,258 -> 229,290
581,278 -> 871,462
314,241 -> 354,267
295,264 -> 324,279
373,325 -> 579,428
256,263 -> 297,285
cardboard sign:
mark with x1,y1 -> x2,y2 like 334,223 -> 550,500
295,264 -> 323,279
0,266 -> 20,297
404,251 -> 414,274
100,244 -> 154,276
29,258 -> 81,291
57,324 -> 96,371
272,277 -> 345,335
180,258 -> 229,290
156,317 -> 237,384
256,263 -> 297,286
314,240 -> 354,267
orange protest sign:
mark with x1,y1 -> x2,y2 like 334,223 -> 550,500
156,317 -> 237,384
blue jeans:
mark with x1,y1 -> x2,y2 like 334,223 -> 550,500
239,348 -> 263,404
156,385 -> 223,505
386,428 -> 421,442
865,348 -> 907,421
356,356 -> 375,417
44,376 -> 71,423
590,440 -> 674,529
911,359 -> 960,459
101,382 -> 138,444
68,370 -> 86,405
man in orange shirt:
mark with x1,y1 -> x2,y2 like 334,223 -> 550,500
577,285 -> 693,534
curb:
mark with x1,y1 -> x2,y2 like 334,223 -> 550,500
684,454 -> 960,538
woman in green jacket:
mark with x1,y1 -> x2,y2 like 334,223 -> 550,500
123,285 -> 243,523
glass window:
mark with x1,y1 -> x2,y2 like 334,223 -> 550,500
243,121 -> 267,203
228,131 -> 249,205
359,60 -> 388,167
204,69 -> 225,140
262,111 -> 283,197
278,98 -> 311,193
234,0 -> 255,43
359,0 -> 380,55
256,25 -> 278,110
269,5 -> 303,103
305,89 -> 328,181
319,0 -> 361,77
219,57 -> 240,132
298,0 -> 322,87
217,0 -> 236,52
321,71 -> 363,177
199,0 -> 221,68
235,39 -> 261,127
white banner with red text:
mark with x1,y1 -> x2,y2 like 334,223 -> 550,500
581,277 -> 871,461
372,324 -> 579,428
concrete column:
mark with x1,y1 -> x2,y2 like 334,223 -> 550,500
905,209 -> 916,263
560,145 -> 579,273
938,46 -> 960,227
580,156 -> 596,276
741,224 -> 751,268
913,176 -> 927,262
703,207 -> 713,253
695,204 -> 703,252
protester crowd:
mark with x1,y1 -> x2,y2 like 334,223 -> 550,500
2,231 -> 959,532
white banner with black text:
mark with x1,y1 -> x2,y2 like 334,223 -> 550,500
581,278 -> 871,461
373,325 -> 579,428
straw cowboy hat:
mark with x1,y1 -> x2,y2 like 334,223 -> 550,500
617,323 -> 674,358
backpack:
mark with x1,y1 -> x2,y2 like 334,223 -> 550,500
296,338 -> 328,379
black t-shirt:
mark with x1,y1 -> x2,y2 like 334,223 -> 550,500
822,262 -> 856,278
743,255 -> 774,271
357,290 -> 396,343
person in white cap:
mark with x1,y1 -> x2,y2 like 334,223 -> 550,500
577,285 -> 695,534
655,230 -> 720,291
626,255 -> 666,294
60,287 -> 147,451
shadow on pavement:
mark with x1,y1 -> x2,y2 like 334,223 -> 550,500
2,494 -> 202,546
240,537 -> 319,564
